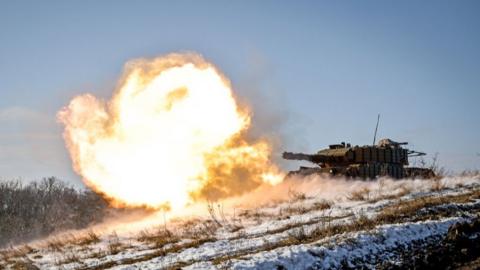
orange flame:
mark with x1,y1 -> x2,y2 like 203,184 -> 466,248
58,53 -> 283,211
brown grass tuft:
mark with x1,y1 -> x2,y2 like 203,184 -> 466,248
313,200 -> 333,211
78,231 -> 100,246
11,260 -> 39,270
348,187 -> 371,201
107,232 -> 122,255
288,189 -> 307,202
138,228 -> 178,249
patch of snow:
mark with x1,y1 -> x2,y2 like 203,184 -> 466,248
228,217 -> 468,270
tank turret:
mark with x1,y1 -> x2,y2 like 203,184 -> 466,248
283,138 -> 435,179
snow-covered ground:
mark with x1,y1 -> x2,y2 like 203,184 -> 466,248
2,175 -> 480,270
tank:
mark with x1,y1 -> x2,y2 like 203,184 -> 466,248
283,138 -> 435,179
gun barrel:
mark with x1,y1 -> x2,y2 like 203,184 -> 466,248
282,152 -> 314,161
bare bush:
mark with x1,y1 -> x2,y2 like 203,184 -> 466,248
418,153 -> 447,178
206,202 -> 243,232
460,169 -> 480,178
107,231 -> 122,255
429,153 -> 447,178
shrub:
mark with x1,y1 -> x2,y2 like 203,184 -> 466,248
0,177 -> 109,247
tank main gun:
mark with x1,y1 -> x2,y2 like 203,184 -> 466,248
282,152 -> 316,162
282,152 -> 335,164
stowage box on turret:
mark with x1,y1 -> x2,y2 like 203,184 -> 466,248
283,138 -> 435,179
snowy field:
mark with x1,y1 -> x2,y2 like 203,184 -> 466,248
1,175 -> 480,270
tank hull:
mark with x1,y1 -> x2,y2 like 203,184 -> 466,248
286,164 -> 435,180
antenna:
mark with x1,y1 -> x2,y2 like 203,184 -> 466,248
372,114 -> 380,146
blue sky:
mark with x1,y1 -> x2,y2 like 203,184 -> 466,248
1,1 -> 479,185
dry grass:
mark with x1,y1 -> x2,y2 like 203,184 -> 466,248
206,203 -> 244,233
313,200 -> 333,211
178,218 -> 206,239
79,236 -> 217,270
280,200 -> 332,217
12,230 -> 100,259
81,249 -> 107,261
284,213 -> 375,246
260,198 -> 289,209
46,239 -> 64,252
282,205 -> 310,216
287,226 -> 309,243
76,217 -> 222,269
368,184 -> 413,203
288,189 -> 307,202
179,218 -> 221,240
0,248 -> 38,270
398,184 -> 413,197
0,245 -> 35,261
377,189 -> 480,223
107,232 -> 122,255
431,178 -> 446,192
348,187 -> 371,201
212,187 -> 480,266
137,228 -> 178,249
211,213 -> 375,266
77,231 -> 101,246
10,260 -> 39,270
45,233 -> 79,252
55,250 -> 80,265
239,208 -> 276,225
460,170 -> 480,178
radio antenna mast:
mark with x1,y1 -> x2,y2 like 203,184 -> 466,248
373,114 -> 380,146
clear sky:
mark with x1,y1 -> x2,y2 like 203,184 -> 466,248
1,1 -> 479,185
